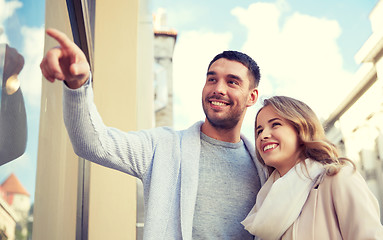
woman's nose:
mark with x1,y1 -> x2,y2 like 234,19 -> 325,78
260,129 -> 271,140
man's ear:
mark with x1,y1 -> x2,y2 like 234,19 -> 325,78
246,88 -> 258,107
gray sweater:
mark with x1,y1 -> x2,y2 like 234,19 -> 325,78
63,80 -> 267,240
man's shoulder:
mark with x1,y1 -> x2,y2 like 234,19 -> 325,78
144,121 -> 203,140
240,134 -> 255,153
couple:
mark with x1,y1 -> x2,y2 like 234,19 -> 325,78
40,28 -> 383,239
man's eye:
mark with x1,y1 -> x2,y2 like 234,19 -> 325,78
207,78 -> 216,82
228,80 -> 238,85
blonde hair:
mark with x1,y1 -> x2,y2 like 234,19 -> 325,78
255,96 -> 354,176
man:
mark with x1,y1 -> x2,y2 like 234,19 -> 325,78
40,28 -> 266,240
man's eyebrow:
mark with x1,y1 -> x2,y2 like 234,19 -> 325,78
206,72 -> 243,81
207,71 -> 216,76
227,74 -> 242,81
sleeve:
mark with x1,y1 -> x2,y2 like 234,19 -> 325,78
331,166 -> 383,239
62,77 -> 157,179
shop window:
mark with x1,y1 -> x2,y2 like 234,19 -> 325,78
0,0 -> 46,239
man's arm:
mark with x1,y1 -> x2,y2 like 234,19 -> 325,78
41,29 -> 156,179
63,79 -> 159,178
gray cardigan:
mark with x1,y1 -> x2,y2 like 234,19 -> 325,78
63,80 -> 267,240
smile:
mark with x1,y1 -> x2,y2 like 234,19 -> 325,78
263,143 -> 278,152
211,101 -> 227,106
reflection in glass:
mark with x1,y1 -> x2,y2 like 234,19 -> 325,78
0,173 -> 31,240
0,0 -> 45,239
0,43 -> 27,165
0,43 -> 29,240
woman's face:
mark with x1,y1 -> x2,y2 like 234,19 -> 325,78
255,105 -> 303,176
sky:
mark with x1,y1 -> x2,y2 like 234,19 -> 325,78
0,0 -> 380,204
151,0 -> 380,142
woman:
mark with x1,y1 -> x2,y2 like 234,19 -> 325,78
241,96 -> 383,239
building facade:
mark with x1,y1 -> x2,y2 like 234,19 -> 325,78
33,1 -> 148,239
153,8 -> 177,127
324,0 -> 383,220
0,174 -> 30,240
0,195 -> 17,240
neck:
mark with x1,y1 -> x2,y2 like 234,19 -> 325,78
201,119 -> 242,143
276,155 -> 306,177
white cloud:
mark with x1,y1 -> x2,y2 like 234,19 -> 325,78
0,0 -> 22,23
0,0 -> 23,43
232,1 -> 358,120
169,0 -> 365,142
172,30 -> 232,129
19,25 -> 45,107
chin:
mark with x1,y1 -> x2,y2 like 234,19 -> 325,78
208,118 -> 238,130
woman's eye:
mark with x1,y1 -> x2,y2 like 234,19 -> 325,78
272,122 -> 281,127
256,129 -> 263,136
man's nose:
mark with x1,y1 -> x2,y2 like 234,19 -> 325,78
213,80 -> 226,95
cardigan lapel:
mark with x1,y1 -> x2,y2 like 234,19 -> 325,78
178,123 -> 267,239
179,121 -> 202,240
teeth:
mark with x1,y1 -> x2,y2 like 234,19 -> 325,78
211,101 -> 226,106
264,144 -> 277,151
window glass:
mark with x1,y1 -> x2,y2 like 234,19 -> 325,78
0,0 -> 45,239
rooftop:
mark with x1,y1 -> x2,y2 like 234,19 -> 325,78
1,173 -> 29,196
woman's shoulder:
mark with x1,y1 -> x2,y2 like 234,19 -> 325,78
331,164 -> 356,178
320,164 -> 368,193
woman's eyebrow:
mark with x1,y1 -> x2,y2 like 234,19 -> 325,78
255,117 -> 281,129
268,117 -> 281,123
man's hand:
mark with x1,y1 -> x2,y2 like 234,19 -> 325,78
40,28 -> 90,89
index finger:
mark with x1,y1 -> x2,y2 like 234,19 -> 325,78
46,28 -> 74,49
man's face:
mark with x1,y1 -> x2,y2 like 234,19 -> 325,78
202,58 -> 258,129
